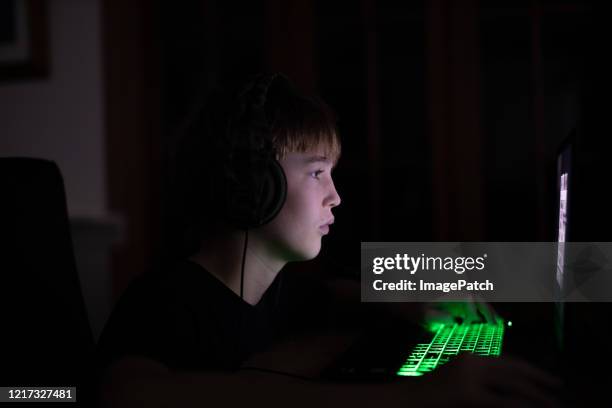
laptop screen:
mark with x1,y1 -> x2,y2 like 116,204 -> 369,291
554,135 -> 573,350
556,140 -> 572,294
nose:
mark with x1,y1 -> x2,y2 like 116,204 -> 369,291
326,180 -> 341,208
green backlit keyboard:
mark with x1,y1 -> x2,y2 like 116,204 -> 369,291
397,320 -> 506,377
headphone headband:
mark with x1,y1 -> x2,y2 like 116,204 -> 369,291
219,73 -> 288,229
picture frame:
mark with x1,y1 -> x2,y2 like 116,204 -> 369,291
0,0 -> 50,81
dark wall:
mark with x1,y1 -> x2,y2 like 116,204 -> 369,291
105,0 -> 601,287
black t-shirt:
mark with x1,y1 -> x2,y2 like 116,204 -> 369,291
96,259 -> 321,373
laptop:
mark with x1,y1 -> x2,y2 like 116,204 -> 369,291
322,132 -> 588,382
554,129 -> 612,392
552,128 -> 612,405
321,312 -> 512,381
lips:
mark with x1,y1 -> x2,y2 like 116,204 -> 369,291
319,218 -> 334,235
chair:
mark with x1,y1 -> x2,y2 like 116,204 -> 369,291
0,158 -> 94,402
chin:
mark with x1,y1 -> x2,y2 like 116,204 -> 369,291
271,232 -> 322,262
290,243 -> 321,262
306,244 -> 323,260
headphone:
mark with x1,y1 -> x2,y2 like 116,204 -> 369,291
215,73 -> 289,301
218,73 -> 288,230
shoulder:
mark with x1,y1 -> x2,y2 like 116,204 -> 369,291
123,259 -> 218,302
96,260 -> 222,369
98,259 -> 222,341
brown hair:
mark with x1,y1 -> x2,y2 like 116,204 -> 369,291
266,78 -> 341,163
163,74 -> 341,260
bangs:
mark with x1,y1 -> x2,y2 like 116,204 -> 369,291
269,92 -> 341,165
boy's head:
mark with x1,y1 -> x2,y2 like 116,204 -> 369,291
169,74 -> 341,261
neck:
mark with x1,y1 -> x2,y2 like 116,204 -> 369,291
189,230 -> 286,305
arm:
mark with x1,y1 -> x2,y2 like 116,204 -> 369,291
321,277 -> 500,326
97,354 -> 562,408
97,356 -> 394,408
321,277 -> 425,328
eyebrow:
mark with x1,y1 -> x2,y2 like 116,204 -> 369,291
304,155 -> 337,169
304,155 -> 331,164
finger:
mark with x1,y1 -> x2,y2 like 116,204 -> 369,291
476,302 -> 495,323
461,301 -> 481,323
423,308 -> 455,323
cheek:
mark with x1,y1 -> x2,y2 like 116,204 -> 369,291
283,182 -> 319,223
275,189 -> 310,230
258,185 -> 323,258
262,155 -> 332,259
262,189 -> 307,237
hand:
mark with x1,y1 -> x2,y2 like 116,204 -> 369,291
387,353 -> 563,408
423,353 -> 563,407
423,299 -> 499,327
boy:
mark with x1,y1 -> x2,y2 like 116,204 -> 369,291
95,74 -> 560,407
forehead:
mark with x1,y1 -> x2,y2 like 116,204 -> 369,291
280,151 -> 335,167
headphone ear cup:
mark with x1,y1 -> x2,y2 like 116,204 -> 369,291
256,158 -> 287,227
222,153 -> 287,229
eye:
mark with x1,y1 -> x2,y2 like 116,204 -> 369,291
310,169 -> 324,179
